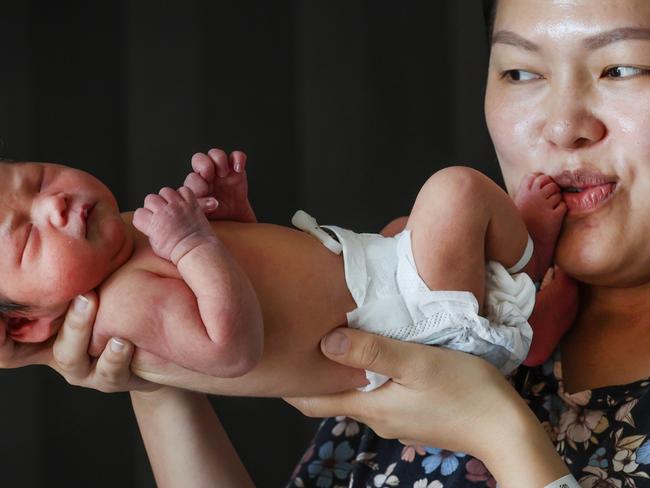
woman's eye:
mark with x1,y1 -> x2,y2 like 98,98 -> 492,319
502,69 -> 541,82
603,66 -> 648,79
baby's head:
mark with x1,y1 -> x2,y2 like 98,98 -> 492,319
0,161 -> 133,343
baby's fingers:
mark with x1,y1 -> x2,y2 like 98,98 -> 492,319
159,187 -> 183,205
184,171 -> 210,197
191,152 -> 216,182
207,148 -> 230,178
143,193 -> 166,213
132,207 -> 153,230
197,197 -> 219,213
230,150 -> 247,173
177,186 -> 199,205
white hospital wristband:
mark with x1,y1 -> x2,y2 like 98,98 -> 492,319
543,474 -> 580,488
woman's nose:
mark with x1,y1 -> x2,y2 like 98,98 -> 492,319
34,193 -> 68,227
541,86 -> 607,150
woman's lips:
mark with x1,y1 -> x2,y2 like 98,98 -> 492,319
562,183 -> 617,216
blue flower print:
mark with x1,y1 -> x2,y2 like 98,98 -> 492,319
588,447 -> 609,469
307,440 -> 355,487
421,447 -> 466,476
638,440 -> 650,465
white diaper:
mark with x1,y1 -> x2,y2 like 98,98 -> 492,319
292,210 -> 536,392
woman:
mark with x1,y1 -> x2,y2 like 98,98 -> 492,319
5,0 -> 650,485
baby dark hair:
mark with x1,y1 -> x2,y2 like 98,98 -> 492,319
0,299 -> 29,316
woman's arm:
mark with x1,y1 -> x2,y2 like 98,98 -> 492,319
285,327 -> 570,488
131,388 -> 254,488
43,293 -> 253,487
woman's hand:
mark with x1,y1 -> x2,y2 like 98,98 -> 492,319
285,328 -> 569,486
51,293 -> 155,392
0,292 -> 154,392
285,327 -> 521,455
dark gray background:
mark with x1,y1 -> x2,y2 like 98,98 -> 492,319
0,1 -> 497,486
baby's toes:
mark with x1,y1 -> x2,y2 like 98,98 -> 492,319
532,174 -> 555,190
553,200 -> 567,213
547,192 -> 563,208
540,180 -> 562,199
519,173 -> 538,192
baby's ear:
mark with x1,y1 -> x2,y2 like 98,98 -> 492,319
5,315 -> 58,343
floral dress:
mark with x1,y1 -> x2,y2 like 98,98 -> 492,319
287,350 -> 650,488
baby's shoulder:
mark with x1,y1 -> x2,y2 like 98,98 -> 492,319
98,236 -> 181,306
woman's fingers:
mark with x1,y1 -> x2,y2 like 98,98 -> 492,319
94,338 -> 151,392
51,293 -> 97,379
319,328 -> 418,383
51,292 -> 156,392
286,328 -> 430,420
284,390 -> 364,420
287,330 -> 517,452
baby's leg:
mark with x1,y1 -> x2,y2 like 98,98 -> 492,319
406,167 -> 533,308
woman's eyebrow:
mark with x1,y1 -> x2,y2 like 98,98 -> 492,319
492,31 -> 539,52
492,27 -> 650,52
584,27 -> 650,50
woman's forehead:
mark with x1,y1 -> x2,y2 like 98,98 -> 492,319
495,0 -> 650,33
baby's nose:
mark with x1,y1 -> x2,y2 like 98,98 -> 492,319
35,193 -> 68,227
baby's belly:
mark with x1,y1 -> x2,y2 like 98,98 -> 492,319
132,222 -> 368,396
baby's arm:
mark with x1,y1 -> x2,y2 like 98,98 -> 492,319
132,186 -> 263,377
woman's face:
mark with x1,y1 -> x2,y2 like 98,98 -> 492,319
485,0 -> 650,287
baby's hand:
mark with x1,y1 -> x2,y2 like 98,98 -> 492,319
133,186 -> 217,265
184,148 -> 257,223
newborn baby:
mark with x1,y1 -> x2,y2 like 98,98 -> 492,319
0,152 -> 575,388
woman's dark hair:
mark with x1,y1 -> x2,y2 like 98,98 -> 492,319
482,0 -> 497,43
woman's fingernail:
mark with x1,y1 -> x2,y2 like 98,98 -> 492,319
205,198 -> 218,209
73,295 -> 89,313
110,338 -> 125,353
234,162 -> 242,173
323,331 -> 349,355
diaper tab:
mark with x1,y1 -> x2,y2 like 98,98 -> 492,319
291,210 -> 343,254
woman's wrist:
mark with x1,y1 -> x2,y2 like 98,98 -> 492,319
481,394 -> 569,487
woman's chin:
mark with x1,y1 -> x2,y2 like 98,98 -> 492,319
554,234 -> 623,287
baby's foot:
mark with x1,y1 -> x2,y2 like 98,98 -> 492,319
523,266 -> 578,366
185,148 -> 257,223
514,173 -> 566,281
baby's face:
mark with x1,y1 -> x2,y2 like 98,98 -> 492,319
0,162 -> 132,338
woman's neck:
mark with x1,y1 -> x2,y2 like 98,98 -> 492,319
579,282 -> 650,328
559,282 -> 650,393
